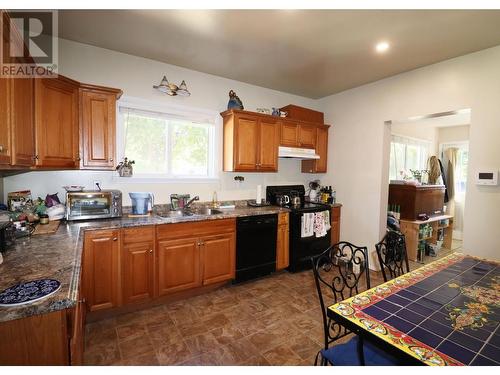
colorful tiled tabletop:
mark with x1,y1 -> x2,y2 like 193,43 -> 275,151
328,253 -> 500,366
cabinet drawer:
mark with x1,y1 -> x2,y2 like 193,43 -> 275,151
122,226 -> 154,243
156,218 -> 236,240
278,212 -> 289,225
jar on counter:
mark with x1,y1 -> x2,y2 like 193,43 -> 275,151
39,214 -> 49,225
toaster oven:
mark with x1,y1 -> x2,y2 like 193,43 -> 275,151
66,190 -> 122,221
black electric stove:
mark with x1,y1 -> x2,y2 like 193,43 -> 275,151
266,185 -> 332,272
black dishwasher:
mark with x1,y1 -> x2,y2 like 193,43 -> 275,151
235,214 -> 278,283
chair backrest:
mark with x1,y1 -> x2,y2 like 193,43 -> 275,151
311,242 -> 371,349
375,230 -> 410,282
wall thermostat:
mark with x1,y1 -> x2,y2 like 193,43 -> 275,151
476,169 -> 499,185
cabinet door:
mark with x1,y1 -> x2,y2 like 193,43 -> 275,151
258,118 -> 279,171
280,121 -> 299,147
80,89 -> 116,169
200,233 -> 235,285
122,241 -> 155,304
83,230 -> 121,312
69,288 -> 85,365
35,77 -> 79,168
234,116 -> 259,171
11,77 -> 35,167
0,77 -> 10,165
298,124 -> 316,149
302,125 -> 328,173
157,238 -> 201,295
276,213 -> 289,270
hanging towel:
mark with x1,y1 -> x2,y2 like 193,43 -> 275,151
314,211 -> 327,238
301,213 -> 315,238
323,210 -> 331,232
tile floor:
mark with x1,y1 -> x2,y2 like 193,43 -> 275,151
84,269 -> 388,366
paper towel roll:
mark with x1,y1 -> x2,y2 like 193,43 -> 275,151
256,185 -> 262,204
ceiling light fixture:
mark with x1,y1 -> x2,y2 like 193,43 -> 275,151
375,41 -> 390,53
153,76 -> 191,97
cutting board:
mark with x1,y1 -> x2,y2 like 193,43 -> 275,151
33,220 -> 60,235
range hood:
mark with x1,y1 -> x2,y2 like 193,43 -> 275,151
278,146 -> 320,160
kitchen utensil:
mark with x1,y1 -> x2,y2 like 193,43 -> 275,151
276,195 -> 290,206
129,192 -> 154,215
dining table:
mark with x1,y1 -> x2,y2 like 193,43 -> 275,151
328,253 -> 500,366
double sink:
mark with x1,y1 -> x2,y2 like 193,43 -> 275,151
155,207 -> 224,218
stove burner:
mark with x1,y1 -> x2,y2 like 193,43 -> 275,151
0,279 -> 61,307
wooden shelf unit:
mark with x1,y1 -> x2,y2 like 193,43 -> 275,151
399,214 -> 454,262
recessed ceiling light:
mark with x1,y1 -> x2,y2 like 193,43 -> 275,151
375,41 -> 390,53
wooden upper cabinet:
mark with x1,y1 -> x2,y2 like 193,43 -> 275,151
83,229 -> 121,312
258,117 -> 280,171
280,120 -> 299,147
80,85 -> 122,170
298,124 -> 316,148
222,110 -> 279,172
34,76 -> 79,168
302,125 -> 329,173
0,77 -> 10,166
122,226 -> 155,304
11,76 -> 35,167
200,232 -> 235,285
280,120 -> 316,149
233,115 -> 259,171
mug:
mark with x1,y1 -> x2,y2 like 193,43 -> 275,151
276,195 -> 290,206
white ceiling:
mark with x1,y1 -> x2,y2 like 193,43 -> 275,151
59,10 -> 500,99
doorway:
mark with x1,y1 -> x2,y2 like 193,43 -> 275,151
384,109 -> 470,265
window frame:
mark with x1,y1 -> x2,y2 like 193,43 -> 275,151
114,96 -> 221,183
389,133 -> 431,181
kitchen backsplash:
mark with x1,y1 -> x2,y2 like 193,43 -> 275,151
2,158 -> 316,206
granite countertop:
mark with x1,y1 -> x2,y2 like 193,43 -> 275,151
0,201 -> 289,323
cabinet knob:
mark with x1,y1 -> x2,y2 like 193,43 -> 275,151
109,158 -> 114,162
33,155 -> 39,160
76,156 -> 81,161
112,237 -> 118,241
149,249 -> 153,253
0,145 -> 5,152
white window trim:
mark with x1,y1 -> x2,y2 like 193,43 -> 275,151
114,96 -> 221,183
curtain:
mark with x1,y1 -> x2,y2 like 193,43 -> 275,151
445,147 -> 459,217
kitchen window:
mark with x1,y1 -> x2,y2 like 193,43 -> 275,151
389,134 -> 430,181
117,99 -> 219,181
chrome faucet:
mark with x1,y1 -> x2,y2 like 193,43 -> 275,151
184,195 -> 200,209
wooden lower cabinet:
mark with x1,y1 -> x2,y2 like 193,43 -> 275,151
83,229 -> 121,312
157,237 -> 201,295
201,232 -> 235,285
0,310 -> 69,365
122,226 -> 155,304
69,289 -> 85,365
276,213 -> 290,270
330,205 -> 342,245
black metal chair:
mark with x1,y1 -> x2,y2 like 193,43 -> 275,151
311,241 -> 400,366
375,231 -> 410,282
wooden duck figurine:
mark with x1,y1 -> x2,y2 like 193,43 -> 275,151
227,90 -> 244,110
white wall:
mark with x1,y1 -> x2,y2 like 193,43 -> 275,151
438,125 -> 470,146
4,39 -> 324,205
318,45 -> 500,262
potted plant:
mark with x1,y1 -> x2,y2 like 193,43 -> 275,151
116,157 -> 135,177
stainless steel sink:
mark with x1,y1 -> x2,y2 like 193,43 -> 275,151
195,208 -> 223,216
155,209 -> 195,218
